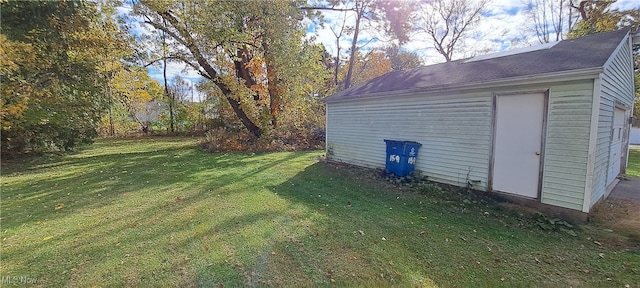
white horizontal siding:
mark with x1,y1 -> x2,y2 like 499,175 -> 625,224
590,36 -> 635,207
326,92 -> 492,189
541,82 -> 594,211
327,79 -> 603,212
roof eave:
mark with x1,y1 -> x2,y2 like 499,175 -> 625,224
323,67 -> 604,103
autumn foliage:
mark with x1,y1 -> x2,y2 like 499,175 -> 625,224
1,1 -> 112,156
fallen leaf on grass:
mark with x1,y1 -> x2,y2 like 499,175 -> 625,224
326,269 -> 334,278
54,203 -> 64,210
358,230 -> 365,236
43,236 -> 53,241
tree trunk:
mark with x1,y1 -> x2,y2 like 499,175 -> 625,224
164,56 -> 174,133
262,41 -> 280,128
344,7 -> 362,90
106,74 -> 114,136
233,48 -> 259,101
161,18 -> 174,133
152,8 -> 263,138
226,96 -> 262,138
334,38 -> 341,87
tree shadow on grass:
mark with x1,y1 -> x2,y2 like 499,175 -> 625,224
1,143 -> 303,231
1,140 -> 312,286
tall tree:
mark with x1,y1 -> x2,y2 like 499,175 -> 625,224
413,0 -> 488,62
305,0 -> 413,90
134,0 -> 329,139
525,0 -> 576,43
328,10 -> 349,87
1,1 -> 128,154
567,0 -> 629,38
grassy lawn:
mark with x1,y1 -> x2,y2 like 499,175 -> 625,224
625,146 -> 640,177
1,138 -> 639,287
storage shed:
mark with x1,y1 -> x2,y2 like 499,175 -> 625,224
324,29 -> 635,218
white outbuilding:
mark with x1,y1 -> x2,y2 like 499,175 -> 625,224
324,29 -> 636,219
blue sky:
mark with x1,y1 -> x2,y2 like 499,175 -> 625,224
124,0 -> 639,101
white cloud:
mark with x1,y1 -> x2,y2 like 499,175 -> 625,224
308,0 -> 639,66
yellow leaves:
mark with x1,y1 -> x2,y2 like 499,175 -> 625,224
1,35 -> 37,132
54,203 -> 65,210
0,34 -> 36,74
43,236 -> 53,241
4,99 -> 28,113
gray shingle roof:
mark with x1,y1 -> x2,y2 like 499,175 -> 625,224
325,29 -> 629,102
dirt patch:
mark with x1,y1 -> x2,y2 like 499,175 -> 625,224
589,198 -> 640,246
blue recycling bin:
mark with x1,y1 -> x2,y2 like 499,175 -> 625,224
384,139 -> 422,176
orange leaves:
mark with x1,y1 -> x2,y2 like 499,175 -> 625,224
338,50 -> 392,88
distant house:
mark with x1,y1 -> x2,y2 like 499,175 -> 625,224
324,29 -> 635,219
134,100 -> 166,132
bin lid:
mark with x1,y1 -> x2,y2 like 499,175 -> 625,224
384,139 -> 422,147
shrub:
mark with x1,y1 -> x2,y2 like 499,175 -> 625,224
201,126 -> 325,153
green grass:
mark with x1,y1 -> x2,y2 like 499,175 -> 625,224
625,147 -> 640,177
1,137 -> 639,287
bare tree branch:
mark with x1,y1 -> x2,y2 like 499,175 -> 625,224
414,0 -> 488,62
